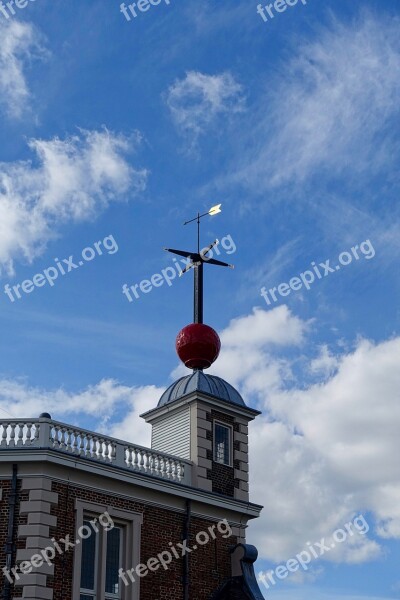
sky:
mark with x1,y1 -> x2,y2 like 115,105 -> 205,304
0,0 -> 399,598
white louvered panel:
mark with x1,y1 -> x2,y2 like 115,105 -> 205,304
151,407 -> 191,460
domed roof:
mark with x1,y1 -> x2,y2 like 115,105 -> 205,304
158,371 -> 246,408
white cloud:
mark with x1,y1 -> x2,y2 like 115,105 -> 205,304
246,332 -> 400,562
0,129 -> 148,274
220,305 -> 306,349
0,19 -> 47,119
236,12 -> 400,190
0,377 -> 133,419
166,71 -> 245,149
210,306 -> 307,398
309,345 -> 339,377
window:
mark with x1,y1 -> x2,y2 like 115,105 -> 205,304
105,526 -> 122,598
79,520 -> 123,600
74,501 -> 142,600
80,519 -> 98,597
214,422 -> 232,466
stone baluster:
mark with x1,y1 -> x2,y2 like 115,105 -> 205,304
51,425 -> 58,448
34,423 -> 40,445
1,423 -> 8,447
110,442 -> 116,464
160,456 -> 166,478
170,459 -> 176,481
139,449 -> 145,472
66,429 -> 72,452
84,434 -> 92,457
26,423 -> 32,446
104,440 -> 110,462
97,438 -> 103,460
78,433 -> 84,455
71,430 -> 77,453
16,423 -> 24,447
9,423 -> 16,447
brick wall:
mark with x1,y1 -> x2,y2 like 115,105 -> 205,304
0,480 -> 12,594
51,482 -> 236,600
0,478 -> 29,598
0,482 -> 10,571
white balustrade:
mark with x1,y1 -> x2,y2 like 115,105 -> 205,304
0,417 -> 191,485
0,420 -> 40,448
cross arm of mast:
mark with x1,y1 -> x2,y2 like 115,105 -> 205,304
206,258 -> 234,268
164,247 -> 194,259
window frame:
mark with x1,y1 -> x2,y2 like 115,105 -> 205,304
213,421 -> 233,467
73,500 -> 142,600
79,516 -> 100,598
104,523 -> 124,599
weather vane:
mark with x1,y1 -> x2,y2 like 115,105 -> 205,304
164,204 -> 234,325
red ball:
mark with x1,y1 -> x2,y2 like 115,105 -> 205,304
176,324 -> 221,370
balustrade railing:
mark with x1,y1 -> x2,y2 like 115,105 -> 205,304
0,417 -> 191,485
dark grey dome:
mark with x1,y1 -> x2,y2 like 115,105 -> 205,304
158,371 -> 246,407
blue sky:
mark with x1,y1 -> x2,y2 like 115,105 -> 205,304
0,0 -> 399,598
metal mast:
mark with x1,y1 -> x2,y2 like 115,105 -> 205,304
164,204 -> 233,324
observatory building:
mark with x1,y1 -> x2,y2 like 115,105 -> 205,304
0,212 -> 265,600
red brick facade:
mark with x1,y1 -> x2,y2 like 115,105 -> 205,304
0,478 -> 29,598
1,477 -> 236,600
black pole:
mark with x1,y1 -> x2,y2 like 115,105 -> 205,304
183,499 -> 191,600
4,464 -> 18,600
194,212 -> 204,324
194,263 -> 203,324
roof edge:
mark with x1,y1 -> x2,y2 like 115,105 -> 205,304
141,390 -> 261,422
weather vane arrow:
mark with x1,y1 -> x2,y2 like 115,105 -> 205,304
164,204 -> 234,324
